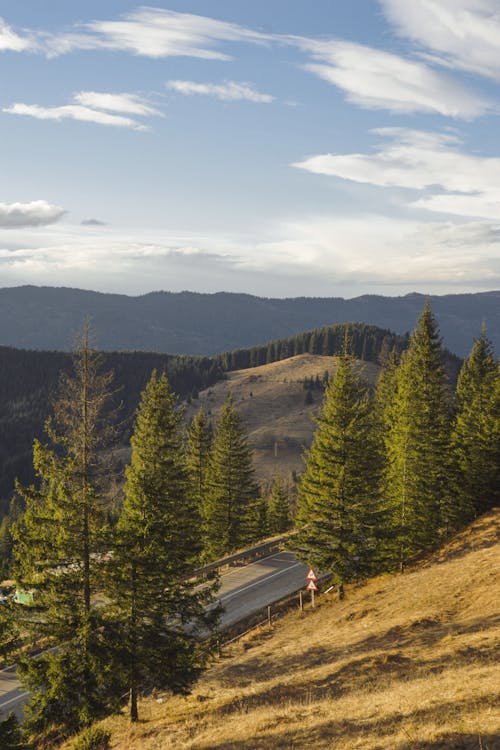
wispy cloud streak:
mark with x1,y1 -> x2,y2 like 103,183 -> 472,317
293,38 -> 494,118
381,0 -> 500,81
166,80 -> 274,103
293,128 -> 500,220
3,90 -> 162,130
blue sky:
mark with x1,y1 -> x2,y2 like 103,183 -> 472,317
1,0 -> 500,297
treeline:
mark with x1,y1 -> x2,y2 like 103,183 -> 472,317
216,322 -> 404,370
295,303 -> 500,594
0,346 -> 223,508
0,320 -> 463,511
215,321 -> 462,383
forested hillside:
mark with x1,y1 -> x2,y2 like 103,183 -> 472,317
0,321 -> 423,507
0,286 -> 498,356
215,322 -> 459,381
0,346 -> 222,508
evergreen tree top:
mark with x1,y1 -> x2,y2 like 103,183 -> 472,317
456,327 -> 496,398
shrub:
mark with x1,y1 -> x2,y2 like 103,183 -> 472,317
72,726 -> 111,750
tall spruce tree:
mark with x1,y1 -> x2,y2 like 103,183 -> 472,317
382,302 -> 451,570
373,348 -> 400,485
107,372 -> 217,722
294,355 -> 382,597
0,599 -> 19,665
0,497 -> 22,580
186,408 -> 212,513
267,475 -> 292,535
448,328 -> 500,526
12,325 -> 120,742
203,396 -> 259,560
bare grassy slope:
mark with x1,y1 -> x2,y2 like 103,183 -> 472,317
98,510 -> 499,750
185,354 -> 380,486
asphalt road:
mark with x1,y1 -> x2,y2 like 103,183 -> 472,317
0,663 -> 28,720
217,551 -> 308,628
0,550 -> 308,718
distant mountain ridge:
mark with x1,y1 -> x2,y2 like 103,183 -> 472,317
1,286 -> 499,356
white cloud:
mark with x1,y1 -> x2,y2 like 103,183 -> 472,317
1,216 -> 499,297
4,102 -> 147,130
166,80 -> 274,103
293,128 -> 500,220
42,7 -> 272,60
4,89 -> 162,130
73,91 -> 162,116
0,17 -> 34,52
0,200 -> 66,228
381,0 -> 500,81
294,38 -> 493,118
2,86 -> 164,131
258,215 -> 500,287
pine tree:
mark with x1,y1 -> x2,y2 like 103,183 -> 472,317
254,491 -> 269,540
12,325 -> 120,742
448,328 -> 500,526
186,408 -> 212,514
0,713 -> 26,750
267,475 -> 292,535
107,372 -> 217,722
0,600 -> 18,663
294,355 -> 383,597
373,348 -> 400,463
203,396 -> 259,560
382,302 -> 451,570
0,497 -> 23,580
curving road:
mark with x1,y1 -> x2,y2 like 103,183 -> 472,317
217,551 -> 307,628
0,550 -> 308,718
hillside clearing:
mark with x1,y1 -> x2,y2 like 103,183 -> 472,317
184,354 -> 380,486
82,510 -> 499,750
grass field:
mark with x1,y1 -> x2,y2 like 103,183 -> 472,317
184,354 -> 380,486
78,509 -> 499,750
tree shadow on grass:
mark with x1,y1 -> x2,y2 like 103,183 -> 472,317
213,639 -> 497,720
423,512 -> 499,568
397,733 -> 500,749
216,613 -> 499,687
199,695 -> 499,750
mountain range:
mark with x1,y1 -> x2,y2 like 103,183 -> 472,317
1,286 -> 499,357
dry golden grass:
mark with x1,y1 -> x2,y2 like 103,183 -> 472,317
184,354 -> 380,486
78,510 -> 499,750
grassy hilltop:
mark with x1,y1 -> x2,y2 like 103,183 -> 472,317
76,509 -> 499,750
185,353 -> 380,486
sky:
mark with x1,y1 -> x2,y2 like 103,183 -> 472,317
1,0 -> 500,298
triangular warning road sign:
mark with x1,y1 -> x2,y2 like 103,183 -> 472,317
307,579 -> 318,591
306,568 -> 317,581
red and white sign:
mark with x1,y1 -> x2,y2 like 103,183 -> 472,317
307,579 -> 318,591
306,568 -> 317,581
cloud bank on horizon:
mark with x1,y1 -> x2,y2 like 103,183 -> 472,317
1,1 -> 500,297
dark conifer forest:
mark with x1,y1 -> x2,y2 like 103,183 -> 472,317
0,346 -> 223,509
